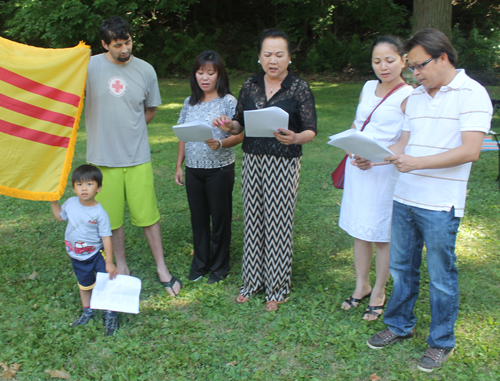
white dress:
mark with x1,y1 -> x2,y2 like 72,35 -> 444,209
339,80 -> 413,242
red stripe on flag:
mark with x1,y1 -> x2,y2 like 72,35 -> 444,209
0,119 -> 70,148
0,93 -> 75,128
0,66 -> 81,107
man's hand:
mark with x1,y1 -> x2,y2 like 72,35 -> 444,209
386,154 -> 420,173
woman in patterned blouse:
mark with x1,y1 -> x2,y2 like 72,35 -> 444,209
175,51 -> 243,284
213,29 -> 317,311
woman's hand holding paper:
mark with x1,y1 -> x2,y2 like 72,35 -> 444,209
274,128 -> 295,145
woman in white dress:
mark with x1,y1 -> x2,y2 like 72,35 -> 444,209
339,36 -> 413,320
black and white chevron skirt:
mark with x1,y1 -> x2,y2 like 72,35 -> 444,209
239,153 -> 301,302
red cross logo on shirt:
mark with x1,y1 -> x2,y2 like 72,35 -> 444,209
108,76 -> 127,97
112,80 -> 123,93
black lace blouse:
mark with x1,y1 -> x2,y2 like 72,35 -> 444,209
233,71 -> 317,158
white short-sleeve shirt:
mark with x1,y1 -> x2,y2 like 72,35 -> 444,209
394,69 -> 492,217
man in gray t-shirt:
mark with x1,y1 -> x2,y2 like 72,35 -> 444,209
84,16 -> 182,296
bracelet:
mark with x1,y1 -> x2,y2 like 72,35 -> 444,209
217,139 -> 222,150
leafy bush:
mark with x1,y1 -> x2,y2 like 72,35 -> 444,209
141,30 -> 220,77
0,0 -> 499,78
452,25 -> 500,72
303,33 -> 371,75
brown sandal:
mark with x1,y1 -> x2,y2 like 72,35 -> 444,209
266,301 -> 280,311
265,298 -> 288,312
236,294 -> 250,303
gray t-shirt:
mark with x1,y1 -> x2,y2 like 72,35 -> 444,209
85,54 -> 162,167
60,197 -> 112,261
177,95 -> 237,168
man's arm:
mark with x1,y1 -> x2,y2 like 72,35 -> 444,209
386,131 -> 485,173
145,106 -> 157,125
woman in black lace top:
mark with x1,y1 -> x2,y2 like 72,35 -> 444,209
213,29 -> 317,311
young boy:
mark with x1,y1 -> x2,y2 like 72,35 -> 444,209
50,164 -> 119,336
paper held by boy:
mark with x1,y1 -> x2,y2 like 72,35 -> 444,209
173,120 -> 214,142
244,107 -> 289,137
328,129 -> 394,163
90,273 -> 142,314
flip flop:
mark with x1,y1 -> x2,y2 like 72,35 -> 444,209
161,275 -> 183,297
341,292 -> 371,310
362,296 -> 386,321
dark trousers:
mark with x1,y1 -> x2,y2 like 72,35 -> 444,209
185,163 -> 235,279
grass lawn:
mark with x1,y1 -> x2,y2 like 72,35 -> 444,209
1,77 -> 500,380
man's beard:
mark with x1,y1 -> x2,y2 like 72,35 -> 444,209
118,54 -> 131,62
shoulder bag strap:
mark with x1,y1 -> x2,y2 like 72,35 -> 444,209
360,82 -> 406,132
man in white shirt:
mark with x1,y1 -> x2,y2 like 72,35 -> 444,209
366,28 -> 492,373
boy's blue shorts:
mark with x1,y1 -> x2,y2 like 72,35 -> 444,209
70,249 -> 106,290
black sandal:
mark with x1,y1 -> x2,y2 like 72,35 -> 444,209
161,275 -> 183,296
341,292 -> 371,309
362,296 -> 386,320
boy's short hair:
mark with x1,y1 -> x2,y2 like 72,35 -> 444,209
72,165 -> 103,187
99,16 -> 132,45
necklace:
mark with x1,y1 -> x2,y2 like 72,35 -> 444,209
265,76 -> 280,96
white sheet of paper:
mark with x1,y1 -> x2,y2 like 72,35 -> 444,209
328,129 -> 394,162
173,120 -> 214,142
243,107 -> 289,137
90,273 -> 142,314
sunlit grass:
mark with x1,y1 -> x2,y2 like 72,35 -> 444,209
0,78 -> 499,380
157,103 -> 184,110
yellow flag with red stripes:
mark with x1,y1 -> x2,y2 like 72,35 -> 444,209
0,36 -> 90,201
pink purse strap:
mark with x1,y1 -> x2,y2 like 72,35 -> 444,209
360,82 -> 406,132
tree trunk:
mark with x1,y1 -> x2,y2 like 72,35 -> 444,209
413,0 -> 452,38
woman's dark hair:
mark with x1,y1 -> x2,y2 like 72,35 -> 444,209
72,164 -> 103,187
257,28 -> 291,56
404,28 -> 458,67
189,51 -> 231,106
99,16 -> 132,45
372,35 -> 405,83
372,35 -> 404,57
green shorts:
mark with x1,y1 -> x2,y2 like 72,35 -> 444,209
96,162 -> 160,230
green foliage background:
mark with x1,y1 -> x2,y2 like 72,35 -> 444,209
0,0 -> 499,78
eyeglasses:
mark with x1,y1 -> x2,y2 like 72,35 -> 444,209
407,56 -> 437,72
